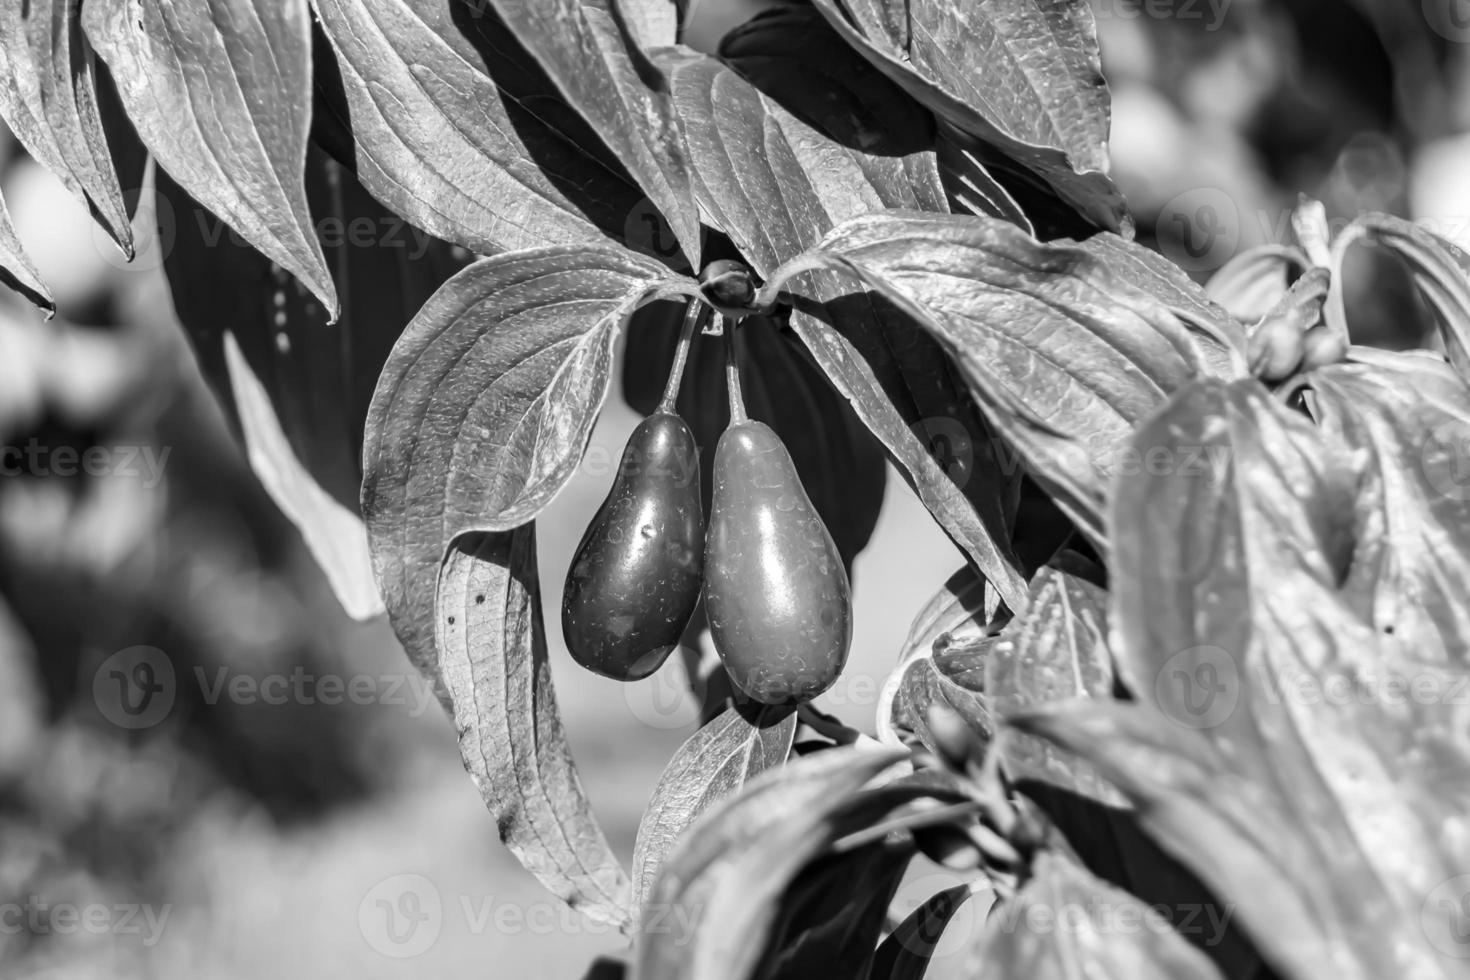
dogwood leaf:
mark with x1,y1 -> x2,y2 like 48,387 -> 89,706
809,0 -> 1127,232
85,0 -> 336,316
312,0 -> 682,263
1294,355 -> 1470,664
663,51 -> 1027,607
0,0 -> 132,256
631,704 -> 797,912
778,211 -> 1210,545
0,191 -> 49,314
361,243 -> 687,691
483,0 -> 699,264
438,530 -> 631,930
1019,377 -> 1468,980
635,745 -> 907,980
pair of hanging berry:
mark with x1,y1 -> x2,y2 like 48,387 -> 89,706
561,296 -> 852,705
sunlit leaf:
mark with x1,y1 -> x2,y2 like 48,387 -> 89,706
809,0 -> 1127,232
438,530 -> 630,929
0,0 -> 132,255
85,0 -> 336,315
631,704 -> 797,911
361,244 -> 687,688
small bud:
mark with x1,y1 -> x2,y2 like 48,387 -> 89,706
926,704 -> 983,772
698,259 -> 758,311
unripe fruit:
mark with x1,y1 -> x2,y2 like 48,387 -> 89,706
705,419 -> 851,704
561,411 -> 704,680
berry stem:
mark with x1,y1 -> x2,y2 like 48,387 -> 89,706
724,315 -> 748,423
658,299 -> 705,413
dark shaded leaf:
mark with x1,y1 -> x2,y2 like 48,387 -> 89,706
756,841 -> 911,980
160,151 -> 467,619
946,849 -> 1226,980
933,126 -> 1030,230
439,530 -> 630,929
312,0 -> 684,264
631,703 -> 798,911
0,0 -> 132,255
483,0 -> 700,264
634,745 -> 906,980
0,191 -> 50,314
84,0 -> 336,316
871,883 -> 979,980
718,4 -> 935,155
361,244 -> 687,690
809,0 -> 1127,232
782,211 -> 1213,545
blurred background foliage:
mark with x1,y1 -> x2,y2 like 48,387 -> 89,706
0,0 -> 1468,976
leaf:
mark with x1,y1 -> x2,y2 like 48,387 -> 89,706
361,243 -> 685,689
483,0 -> 699,265
1018,377 -> 1467,980
0,190 -> 51,314
1206,244 -> 1309,322
809,0 -> 1127,232
0,0 -> 133,255
222,332 -> 382,618
933,125 -> 1030,230
782,211 -> 1210,545
311,0 -> 682,263
1074,233 -> 1248,377
1107,378 -> 1359,724
438,530 -> 630,929
989,563 -> 1121,807
1293,355 -> 1470,663
160,151 -> 466,620
1328,212 -> 1470,375
662,51 -> 1026,605
944,849 -> 1226,980
663,50 -> 945,280
633,744 -> 909,980
84,0 -> 336,317
877,566 -> 992,747
755,841 -> 911,980
631,703 -> 798,911
717,4 -> 935,156
870,883 -> 979,980
615,0 -> 678,49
